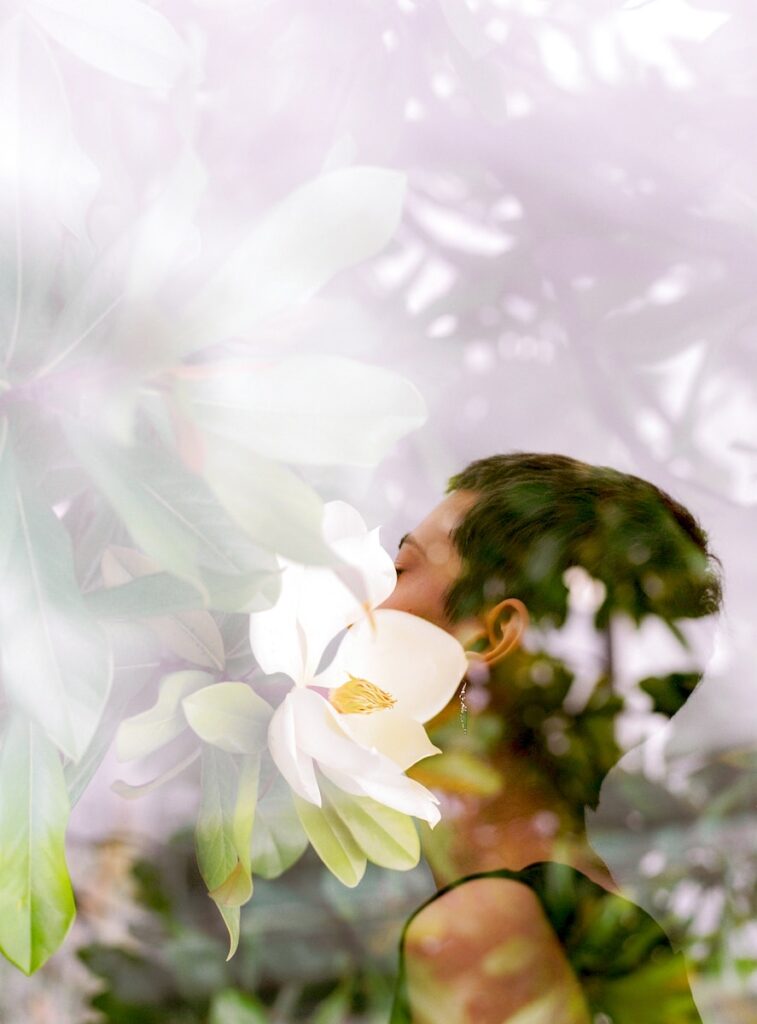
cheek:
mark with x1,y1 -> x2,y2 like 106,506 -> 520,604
377,576 -> 451,629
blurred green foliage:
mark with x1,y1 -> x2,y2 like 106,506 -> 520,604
78,829 -> 436,1024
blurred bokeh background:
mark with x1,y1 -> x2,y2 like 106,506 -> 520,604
1,0 -> 755,1021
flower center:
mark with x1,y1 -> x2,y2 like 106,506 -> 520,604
329,675 -> 396,715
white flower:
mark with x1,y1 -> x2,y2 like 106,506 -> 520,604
249,500 -> 468,827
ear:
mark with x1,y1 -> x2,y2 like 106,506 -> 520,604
464,598 -> 529,666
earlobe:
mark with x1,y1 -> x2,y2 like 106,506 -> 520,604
465,598 -> 529,666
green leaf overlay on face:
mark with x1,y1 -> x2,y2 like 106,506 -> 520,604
0,715 -> 76,974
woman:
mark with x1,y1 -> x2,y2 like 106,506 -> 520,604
379,453 -> 723,1024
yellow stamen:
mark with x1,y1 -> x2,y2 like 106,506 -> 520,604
329,675 -> 396,715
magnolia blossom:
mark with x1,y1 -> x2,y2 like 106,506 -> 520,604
249,501 -> 469,826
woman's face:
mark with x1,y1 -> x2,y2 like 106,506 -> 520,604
377,489 -> 479,638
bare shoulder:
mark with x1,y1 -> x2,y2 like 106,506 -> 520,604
404,876 -> 592,1024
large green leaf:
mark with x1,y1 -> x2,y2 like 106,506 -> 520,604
68,429 -> 283,604
293,792 -> 367,889
321,778 -> 420,871
250,752 -> 308,879
0,714 -> 75,974
0,460 -> 112,760
196,747 -> 259,960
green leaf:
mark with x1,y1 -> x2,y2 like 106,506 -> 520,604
101,546 -> 224,668
183,683 -> 272,755
0,463 -> 112,760
250,753 -> 308,879
67,429 -> 281,607
209,988 -> 269,1024
0,714 -> 75,974
196,747 -> 259,959
116,670 -> 213,762
293,792 -> 366,888
321,778 -> 420,871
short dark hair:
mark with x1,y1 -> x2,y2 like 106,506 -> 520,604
444,452 -> 723,629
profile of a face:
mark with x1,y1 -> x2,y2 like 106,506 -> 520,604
377,489 -> 480,637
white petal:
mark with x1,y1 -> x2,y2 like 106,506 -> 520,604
321,500 -> 368,546
325,609 -> 468,723
289,688 -> 392,779
339,708 -> 441,771
252,501 -> 396,683
319,763 -> 441,827
249,562 -> 307,682
267,693 -> 320,806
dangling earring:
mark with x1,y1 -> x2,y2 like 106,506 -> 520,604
459,678 -> 468,734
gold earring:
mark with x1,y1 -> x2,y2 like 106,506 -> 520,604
465,598 -> 529,666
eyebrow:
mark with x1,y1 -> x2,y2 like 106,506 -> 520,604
398,533 -> 427,557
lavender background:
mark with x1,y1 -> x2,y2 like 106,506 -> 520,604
1,1 -> 755,1019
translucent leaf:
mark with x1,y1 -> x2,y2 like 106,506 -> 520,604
102,546 -> 224,669
0,19 -> 84,368
0,462 -> 112,760
111,747 -> 201,800
249,753 -> 308,879
30,0 -> 189,89
65,621 -> 163,805
200,435 -> 337,566
83,570 -> 204,619
293,792 -> 367,888
115,670 -> 213,762
181,165 -> 406,348
196,747 -> 259,959
183,683 -> 272,755
68,429 -> 281,607
0,714 -> 75,974
175,354 -> 426,467
320,777 -> 420,871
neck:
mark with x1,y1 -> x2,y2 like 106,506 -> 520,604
418,749 -> 617,893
